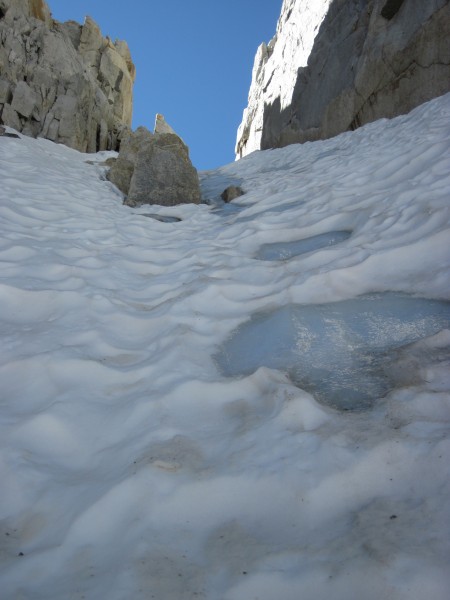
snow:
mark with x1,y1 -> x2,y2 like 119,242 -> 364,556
1,93 -> 450,599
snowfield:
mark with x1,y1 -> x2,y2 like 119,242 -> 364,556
1,94 -> 450,599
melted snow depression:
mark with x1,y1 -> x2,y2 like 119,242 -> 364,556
1,94 -> 450,599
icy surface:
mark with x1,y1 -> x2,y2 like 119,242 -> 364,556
1,95 -> 450,599
215,294 -> 450,410
256,229 -> 351,261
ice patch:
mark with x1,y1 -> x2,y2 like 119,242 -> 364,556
256,230 -> 351,261
215,294 -> 450,410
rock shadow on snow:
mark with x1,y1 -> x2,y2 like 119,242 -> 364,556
140,213 -> 182,223
214,294 -> 450,411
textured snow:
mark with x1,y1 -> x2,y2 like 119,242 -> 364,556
1,94 -> 450,599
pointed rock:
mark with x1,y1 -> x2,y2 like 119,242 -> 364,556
154,114 -> 178,136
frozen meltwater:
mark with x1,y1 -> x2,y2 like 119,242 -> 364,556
215,294 -> 450,410
256,230 -> 351,261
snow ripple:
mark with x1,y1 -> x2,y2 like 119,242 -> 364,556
1,96 -> 450,599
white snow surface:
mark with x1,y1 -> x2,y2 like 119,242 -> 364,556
1,94 -> 450,599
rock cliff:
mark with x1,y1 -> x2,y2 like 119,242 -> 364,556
236,0 -> 450,158
236,0 -> 332,158
0,0 -> 135,152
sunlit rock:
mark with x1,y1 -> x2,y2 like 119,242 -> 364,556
0,0 -> 135,152
154,113 -> 178,136
236,0 -> 450,157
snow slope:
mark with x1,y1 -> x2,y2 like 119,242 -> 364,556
1,94 -> 450,599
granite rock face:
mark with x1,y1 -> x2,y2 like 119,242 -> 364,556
236,0 -> 450,157
108,119 -> 201,208
0,0 -> 135,152
236,0 -> 332,158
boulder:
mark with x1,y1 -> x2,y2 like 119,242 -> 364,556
221,185 -> 245,203
0,0 -> 135,152
236,0 -> 450,157
108,120 -> 201,207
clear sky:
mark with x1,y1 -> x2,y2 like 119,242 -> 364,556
49,1 -> 282,170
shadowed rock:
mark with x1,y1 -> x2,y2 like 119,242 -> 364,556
381,0 -> 405,20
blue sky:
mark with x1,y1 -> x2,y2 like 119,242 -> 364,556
50,1 -> 282,170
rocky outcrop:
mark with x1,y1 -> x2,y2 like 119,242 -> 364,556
0,0 -> 135,152
236,0 -> 332,158
108,117 -> 201,207
236,0 -> 450,157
